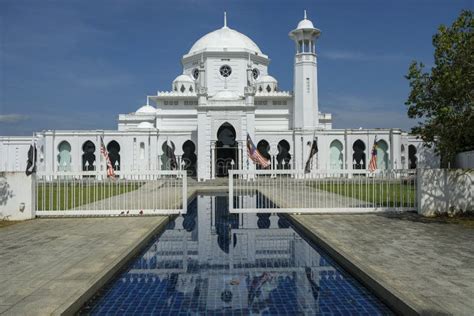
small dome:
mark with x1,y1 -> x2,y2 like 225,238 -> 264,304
258,75 -> 277,83
189,26 -> 262,55
297,19 -> 314,29
137,122 -> 155,129
212,90 -> 240,100
173,74 -> 194,83
136,105 -> 156,115
296,10 -> 315,30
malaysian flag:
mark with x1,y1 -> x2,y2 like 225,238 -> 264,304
100,136 -> 115,178
304,136 -> 318,173
247,134 -> 271,168
368,138 -> 378,172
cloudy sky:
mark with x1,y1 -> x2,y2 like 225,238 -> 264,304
0,0 -> 470,135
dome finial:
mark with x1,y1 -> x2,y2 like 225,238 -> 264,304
224,11 -> 227,28
304,9 -> 307,20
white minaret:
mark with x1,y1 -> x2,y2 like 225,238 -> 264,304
289,10 -> 321,130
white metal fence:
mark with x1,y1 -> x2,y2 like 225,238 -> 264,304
35,170 -> 187,216
229,169 -> 417,213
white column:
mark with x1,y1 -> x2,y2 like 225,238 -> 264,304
211,143 -> 216,179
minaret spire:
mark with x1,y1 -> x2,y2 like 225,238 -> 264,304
224,11 -> 227,28
304,9 -> 307,20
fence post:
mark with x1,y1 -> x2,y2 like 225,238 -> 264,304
182,171 -> 187,214
229,170 -> 234,212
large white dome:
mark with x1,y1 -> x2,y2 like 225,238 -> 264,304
188,26 -> 262,55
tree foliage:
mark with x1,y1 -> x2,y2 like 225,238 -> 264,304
405,10 -> 473,166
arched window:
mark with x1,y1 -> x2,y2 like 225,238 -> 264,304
180,85 -> 185,93
256,140 -> 271,170
57,141 -> 71,171
139,142 -> 145,159
182,140 -> 197,177
161,141 -> 176,170
215,123 -> 238,176
107,140 -> 121,170
352,140 -> 366,169
329,140 -> 343,169
376,140 -> 389,170
277,140 -> 291,169
82,141 -> 96,171
189,85 -> 193,92
266,85 -> 271,92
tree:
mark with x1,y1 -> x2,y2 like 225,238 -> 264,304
405,10 -> 473,166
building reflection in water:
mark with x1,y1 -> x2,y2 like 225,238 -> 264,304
82,194 -> 391,315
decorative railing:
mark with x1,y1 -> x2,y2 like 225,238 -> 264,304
228,169 -> 417,213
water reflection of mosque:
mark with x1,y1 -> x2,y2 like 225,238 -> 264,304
124,194 -> 339,314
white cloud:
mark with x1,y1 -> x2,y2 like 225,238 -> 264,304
0,114 -> 29,123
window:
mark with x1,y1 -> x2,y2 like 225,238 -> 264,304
189,86 -> 193,92
252,68 -> 259,80
255,100 -> 268,105
184,100 -> 198,105
180,85 -> 185,93
266,85 -> 272,92
192,68 -> 199,80
219,65 -> 232,77
139,142 -> 145,159
306,78 -> 310,93
272,100 -> 287,105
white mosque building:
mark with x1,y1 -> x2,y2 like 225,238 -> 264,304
0,12 -> 438,181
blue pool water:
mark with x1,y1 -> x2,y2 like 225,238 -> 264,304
80,193 -> 392,315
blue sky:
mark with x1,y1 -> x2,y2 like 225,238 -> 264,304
0,0 -> 471,135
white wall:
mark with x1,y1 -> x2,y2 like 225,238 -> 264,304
0,172 -> 35,220
417,169 -> 474,216
455,150 -> 474,169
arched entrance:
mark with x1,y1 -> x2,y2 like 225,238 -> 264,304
277,140 -> 291,169
57,141 -> 72,171
182,140 -> 197,177
107,140 -> 120,171
376,140 -> 389,170
353,140 -> 366,169
329,140 -> 343,169
82,141 -> 96,171
215,123 -> 238,177
256,140 -> 271,170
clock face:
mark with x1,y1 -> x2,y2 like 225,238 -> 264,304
219,65 -> 232,78
192,68 -> 199,80
252,68 -> 259,80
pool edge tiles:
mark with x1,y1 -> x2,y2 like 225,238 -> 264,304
60,217 -> 172,316
285,214 -> 419,316
78,193 -> 394,315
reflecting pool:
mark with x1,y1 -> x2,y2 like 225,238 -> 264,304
80,193 -> 392,315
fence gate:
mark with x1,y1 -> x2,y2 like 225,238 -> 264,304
35,170 -> 187,216
229,169 -> 417,213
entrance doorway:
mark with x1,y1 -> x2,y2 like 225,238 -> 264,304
215,123 -> 238,177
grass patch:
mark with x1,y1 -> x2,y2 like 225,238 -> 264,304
36,181 -> 143,211
312,181 -> 416,207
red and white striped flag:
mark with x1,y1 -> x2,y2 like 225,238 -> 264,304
100,136 -> 115,178
368,138 -> 378,172
247,134 -> 271,168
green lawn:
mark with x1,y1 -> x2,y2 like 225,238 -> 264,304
36,181 -> 142,211
312,181 -> 416,207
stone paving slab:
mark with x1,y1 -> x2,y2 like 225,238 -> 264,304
0,217 -> 169,315
288,213 -> 474,315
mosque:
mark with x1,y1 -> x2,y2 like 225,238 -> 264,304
0,12 -> 438,180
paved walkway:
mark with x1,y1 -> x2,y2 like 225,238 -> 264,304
0,217 -> 169,315
289,213 -> 474,315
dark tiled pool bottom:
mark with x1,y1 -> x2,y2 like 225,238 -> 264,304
80,194 -> 392,315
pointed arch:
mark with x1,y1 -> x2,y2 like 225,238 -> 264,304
376,140 -> 389,170
352,140 -> 366,169
57,141 -> 71,171
329,140 -> 343,169
82,140 -> 96,171
107,140 -> 121,170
